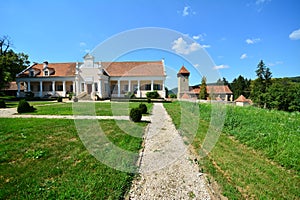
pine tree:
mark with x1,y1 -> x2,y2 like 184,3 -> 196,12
199,76 -> 208,100
251,60 -> 272,108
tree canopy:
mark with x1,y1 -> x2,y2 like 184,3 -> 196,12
230,75 -> 251,99
199,76 -> 208,100
0,36 -> 30,90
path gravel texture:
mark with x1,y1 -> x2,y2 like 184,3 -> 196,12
0,107 -> 150,121
128,103 -> 211,200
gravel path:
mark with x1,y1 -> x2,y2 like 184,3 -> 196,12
127,103 -> 211,200
0,107 -> 150,121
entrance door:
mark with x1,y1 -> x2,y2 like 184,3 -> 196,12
87,84 -> 92,94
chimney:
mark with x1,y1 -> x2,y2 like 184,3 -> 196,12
43,61 -> 48,69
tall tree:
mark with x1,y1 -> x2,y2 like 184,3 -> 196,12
199,76 -> 208,100
230,75 -> 251,99
251,60 -> 272,108
0,36 -> 30,90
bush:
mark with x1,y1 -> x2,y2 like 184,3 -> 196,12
169,94 -> 177,98
57,97 -> 63,102
125,91 -> 135,99
139,103 -> 147,114
147,98 -> 151,103
146,91 -> 160,99
73,97 -> 78,102
17,99 -> 36,113
130,107 -> 142,122
0,99 -> 6,108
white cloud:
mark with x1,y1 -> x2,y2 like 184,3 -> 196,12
192,33 -> 206,41
193,64 -> 199,67
181,6 -> 196,16
201,44 -> 211,48
182,6 -> 189,16
255,0 -> 271,5
289,29 -> 300,40
246,38 -> 261,44
268,61 -> 283,66
79,42 -> 86,47
172,37 -> 201,55
213,65 -> 229,70
240,53 -> 247,59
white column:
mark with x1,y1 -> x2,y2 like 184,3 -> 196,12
27,81 -> 31,92
162,80 -> 165,98
128,80 -> 131,92
137,80 -> 140,98
39,81 -> 43,97
92,82 -> 95,94
117,80 -> 121,97
99,80 -> 102,98
72,81 -> 75,93
17,81 -> 20,97
63,81 -> 66,97
151,80 -> 154,91
52,81 -> 55,94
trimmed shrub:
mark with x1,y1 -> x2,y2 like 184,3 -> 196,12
130,107 -> 142,122
169,94 -> 177,98
139,103 -> 147,114
125,91 -> 135,99
146,91 -> 160,99
17,99 -> 36,113
0,99 -> 6,108
57,97 -> 63,102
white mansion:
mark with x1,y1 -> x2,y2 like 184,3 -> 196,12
16,54 -> 167,99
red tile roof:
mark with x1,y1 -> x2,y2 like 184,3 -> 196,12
189,85 -> 232,94
207,85 -> 232,94
4,82 -> 25,90
234,95 -> 252,103
18,63 -> 76,77
177,66 -> 190,75
102,61 -> 165,77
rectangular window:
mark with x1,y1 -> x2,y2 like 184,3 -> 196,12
123,84 -> 128,91
57,85 -> 63,91
145,84 -> 151,90
105,83 -> 108,92
81,83 -> 84,92
30,71 -> 34,77
44,71 -> 49,76
94,83 -> 98,91
154,84 -> 161,90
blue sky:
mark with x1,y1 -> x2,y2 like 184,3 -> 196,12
1,0 -> 300,85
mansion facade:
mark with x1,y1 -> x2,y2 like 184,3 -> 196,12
16,54 -> 166,99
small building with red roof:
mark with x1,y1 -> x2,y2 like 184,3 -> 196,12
177,66 -> 233,101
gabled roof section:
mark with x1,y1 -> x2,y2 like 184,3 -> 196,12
17,62 -> 76,77
177,66 -> 190,76
101,61 -> 165,77
207,85 -> 232,94
235,95 -> 248,102
189,85 -> 233,94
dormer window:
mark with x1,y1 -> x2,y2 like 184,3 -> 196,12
29,70 -> 34,77
44,70 -> 49,76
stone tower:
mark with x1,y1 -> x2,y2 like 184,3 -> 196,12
177,66 -> 190,98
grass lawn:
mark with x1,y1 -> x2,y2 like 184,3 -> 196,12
4,101 -> 59,108
0,118 -> 147,199
26,102 -> 153,116
164,101 -> 300,199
